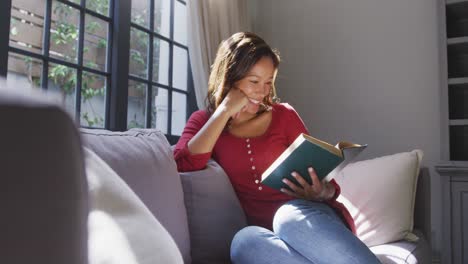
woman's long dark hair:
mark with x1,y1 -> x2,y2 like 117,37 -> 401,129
206,32 -> 281,114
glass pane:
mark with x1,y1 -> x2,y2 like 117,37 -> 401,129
131,0 -> 149,28
129,27 -> 149,79
154,0 -> 170,37
10,0 -> 45,54
86,0 -> 111,17
171,92 -> 186,136
66,0 -> 81,4
151,87 -> 168,133
173,1 -> 187,45
127,80 -> 147,129
449,84 -> 468,119
50,1 -> 80,63
84,14 -> 108,71
48,63 -> 77,116
447,43 -> 468,78
450,125 -> 468,160
172,46 -> 187,91
446,3 -> 468,38
7,53 -> 42,89
81,72 -> 106,128
153,38 -> 169,85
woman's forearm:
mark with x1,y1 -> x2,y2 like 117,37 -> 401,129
187,107 -> 231,154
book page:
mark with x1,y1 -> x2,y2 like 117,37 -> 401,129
335,141 -> 362,149
303,134 -> 342,157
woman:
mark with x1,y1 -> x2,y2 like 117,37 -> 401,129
174,32 -> 380,264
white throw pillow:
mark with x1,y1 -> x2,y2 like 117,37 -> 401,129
84,147 -> 184,264
335,150 -> 423,247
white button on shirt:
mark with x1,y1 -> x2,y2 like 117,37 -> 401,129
244,139 -> 262,190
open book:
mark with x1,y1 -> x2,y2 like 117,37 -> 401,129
261,133 -> 367,191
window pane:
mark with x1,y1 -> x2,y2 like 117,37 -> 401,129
84,14 -> 108,71
129,27 -> 149,79
50,1 -> 80,63
66,0 -> 81,4
131,0 -> 149,28
10,0 -> 45,54
154,0 -> 170,37
171,91 -> 186,136
81,72 -> 106,128
450,125 -> 468,160
172,46 -> 187,91
151,87 -> 168,133
127,80 -> 147,128
48,63 -> 77,116
7,53 -> 42,89
86,0 -> 111,17
153,37 -> 169,85
174,1 -> 187,45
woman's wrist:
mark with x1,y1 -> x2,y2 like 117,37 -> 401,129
320,182 -> 336,201
213,105 -> 234,122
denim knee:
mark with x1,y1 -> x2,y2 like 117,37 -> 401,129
272,199 -> 338,233
230,226 -> 267,263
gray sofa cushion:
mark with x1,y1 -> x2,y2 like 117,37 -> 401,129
370,230 -> 431,264
85,147 -> 184,264
1,89 -> 88,264
180,159 -> 248,264
81,128 -> 190,263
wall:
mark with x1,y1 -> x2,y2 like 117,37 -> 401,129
250,0 -> 442,259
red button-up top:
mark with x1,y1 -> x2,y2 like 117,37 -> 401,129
174,103 -> 356,233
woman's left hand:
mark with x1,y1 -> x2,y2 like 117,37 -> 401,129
280,167 -> 335,201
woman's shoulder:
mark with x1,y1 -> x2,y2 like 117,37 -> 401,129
189,109 -> 210,121
185,109 -> 211,128
271,103 -> 309,135
272,102 -> 299,115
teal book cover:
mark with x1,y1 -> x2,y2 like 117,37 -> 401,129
261,134 -> 367,191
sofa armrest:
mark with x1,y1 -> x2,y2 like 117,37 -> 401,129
0,88 -> 88,264
414,167 -> 431,243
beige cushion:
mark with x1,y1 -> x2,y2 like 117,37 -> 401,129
85,147 -> 183,264
180,159 -> 248,264
369,230 -> 431,264
81,129 -> 190,263
335,150 -> 423,247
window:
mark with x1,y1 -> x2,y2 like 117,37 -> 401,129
0,0 -> 195,142
6,0 -> 112,128
128,0 -> 189,137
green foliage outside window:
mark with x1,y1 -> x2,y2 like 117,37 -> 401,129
10,0 -> 110,127
10,0 -> 167,129
127,5 -> 163,129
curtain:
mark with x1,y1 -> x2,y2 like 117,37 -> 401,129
187,0 -> 251,109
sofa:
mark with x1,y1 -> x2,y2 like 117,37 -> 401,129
1,87 -> 432,264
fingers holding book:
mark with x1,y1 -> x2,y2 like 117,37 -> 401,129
280,167 -> 335,201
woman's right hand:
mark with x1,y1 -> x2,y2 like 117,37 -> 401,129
218,87 -> 250,119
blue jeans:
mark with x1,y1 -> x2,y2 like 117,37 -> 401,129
231,199 -> 381,264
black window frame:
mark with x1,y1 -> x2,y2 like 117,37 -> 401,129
127,0 -> 195,143
0,0 -> 196,144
